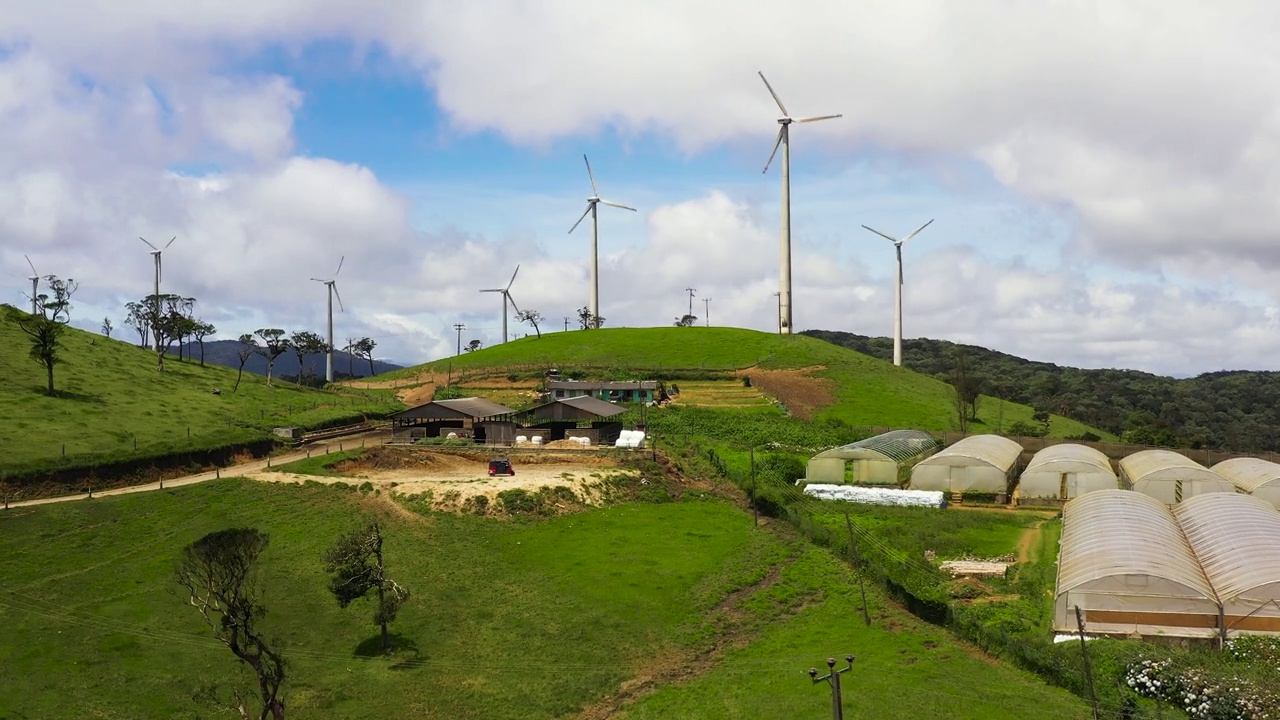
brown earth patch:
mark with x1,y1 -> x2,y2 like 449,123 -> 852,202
735,366 -> 835,419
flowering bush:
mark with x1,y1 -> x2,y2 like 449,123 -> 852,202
1125,656 -> 1279,719
1226,636 -> 1280,671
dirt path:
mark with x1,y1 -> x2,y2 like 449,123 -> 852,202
4,430 -> 393,510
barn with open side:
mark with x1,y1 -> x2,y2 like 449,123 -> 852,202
1118,449 -> 1236,505
803,430 -> 941,486
516,395 -> 626,445
1018,443 -> 1118,503
909,434 -> 1023,499
1055,490 -> 1221,639
1210,457 -> 1280,509
1173,493 -> 1280,636
388,397 -> 517,443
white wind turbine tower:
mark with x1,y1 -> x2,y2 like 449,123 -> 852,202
759,71 -> 842,335
310,256 -> 345,383
569,155 -> 635,325
139,236 -> 176,356
23,254 -> 39,315
861,219 -> 934,367
480,265 -> 521,344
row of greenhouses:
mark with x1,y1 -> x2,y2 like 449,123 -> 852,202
1054,490 -> 1280,639
802,431 -> 1280,507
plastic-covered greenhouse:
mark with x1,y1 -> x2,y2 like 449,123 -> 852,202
1118,449 -> 1236,505
1019,444 -> 1118,502
1173,493 -> 1280,635
803,430 -> 941,486
1210,457 -> 1280,509
910,434 -> 1023,496
1054,490 -> 1220,638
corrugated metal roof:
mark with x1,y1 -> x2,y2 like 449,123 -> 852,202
1057,490 -> 1215,600
1211,457 -> 1280,493
432,397 -> 517,419
812,430 -> 941,464
555,395 -> 625,417
916,434 -> 1023,473
1024,443 -> 1114,476
547,380 -> 658,390
1173,493 -> 1280,603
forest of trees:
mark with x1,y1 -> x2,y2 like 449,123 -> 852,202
805,330 -> 1280,453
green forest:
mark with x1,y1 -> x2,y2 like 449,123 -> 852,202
805,330 -> 1280,452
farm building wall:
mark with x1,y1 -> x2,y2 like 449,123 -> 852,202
911,463 -> 1010,494
1019,444 -> 1119,501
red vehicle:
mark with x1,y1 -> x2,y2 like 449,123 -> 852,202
488,457 -> 515,476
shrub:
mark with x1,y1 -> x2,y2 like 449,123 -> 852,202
463,494 -> 489,516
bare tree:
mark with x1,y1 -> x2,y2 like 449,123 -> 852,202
577,306 -> 604,329
124,300 -> 152,348
39,275 -> 78,323
948,345 -> 983,432
101,317 -> 113,338
353,337 -> 377,377
323,520 -> 410,653
8,306 -> 65,396
515,309 -> 543,339
254,329 -> 290,386
175,528 -> 286,720
233,334 -> 259,393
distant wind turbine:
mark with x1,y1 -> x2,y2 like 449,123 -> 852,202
139,236 -> 176,363
310,256 -> 346,383
759,71 -> 842,335
480,265 -> 521,344
23,254 -> 39,315
861,219 -> 934,367
569,155 -> 635,325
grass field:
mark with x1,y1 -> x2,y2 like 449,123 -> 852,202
0,479 -> 1090,719
377,327 -> 1111,438
0,311 -> 402,477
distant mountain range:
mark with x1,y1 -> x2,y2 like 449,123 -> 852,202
171,339 -> 404,379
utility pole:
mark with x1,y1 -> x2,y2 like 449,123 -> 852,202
750,446 -> 758,528
1074,606 -> 1101,720
808,656 -> 854,720
703,297 -> 711,327
453,323 -> 465,356
772,292 -> 782,334
686,287 -> 696,319
563,316 -> 570,332
844,512 -> 871,625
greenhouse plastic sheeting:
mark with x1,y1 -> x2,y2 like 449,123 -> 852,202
802,483 -> 946,508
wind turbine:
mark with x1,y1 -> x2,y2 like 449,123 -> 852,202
480,265 -> 521,344
310,256 -> 345,383
568,155 -> 635,326
759,71 -> 842,335
861,219 -> 934,367
139,236 -> 176,356
23,255 -> 39,315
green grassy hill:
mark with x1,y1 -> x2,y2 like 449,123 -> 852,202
381,327 -> 1109,438
0,308 -> 402,477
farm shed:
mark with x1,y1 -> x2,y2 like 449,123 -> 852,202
520,396 -> 625,444
524,395 -> 625,421
388,397 -> 517,442
1172,493 -> 1280,635
1019,444 -> 1118,502
909,434 -> 1022,498
1210,457 -> 1280,509
804,430 -> 941,486
1055,490 -> 1220,639
1118,450 -> 1236,505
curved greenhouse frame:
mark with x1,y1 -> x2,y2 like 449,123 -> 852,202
1019,444 -> 1118,501
1210,457 -> 1280,509
910,434 -> 1023,495
804,430 -> 941,486
1118,450 -> 1235,505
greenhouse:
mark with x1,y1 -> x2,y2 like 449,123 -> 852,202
1018,443 -> 1118,502
1173,493 -> 1280,635
1118,449 -> 1236,505
909,434 -> 1023,497
803,430 -> 941,486
1054,490 -> 1220,639
1210,457 -> 1280,509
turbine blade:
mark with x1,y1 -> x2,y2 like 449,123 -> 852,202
757,71 -> 789,116
901,218 -> 935,244
139,236 -> 158,251
583,154 -> 599,196
763,126 -> 784,174
507,264 -> 520,291
332,283 -> 344,312
600,199 -> 637,212
568,204 -> 592,233
24,254 -> 37,276
507,291 -> 521,316
164,236 -> 177,249
480,289 -> 503,293
310,277 -> 326,282
861,225 -> 899,243
335,255 -> 345,276
796,114 -> 843,123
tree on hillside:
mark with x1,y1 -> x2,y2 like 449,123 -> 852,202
353,337 -> 377,377
289,331 -> 328,385
577,306 -> 604,330
7,306 -> 65,397
674,314 -> 697,327
191,320 -> 216,366
233,334 -> 259,393
516,309 -> 543,339
465,339 -> 482,353
254,329 -> 290,386
175,528 -> 286,720
101,317 -> 113,338
124,300 -> 152,348
323,520 -> 410,653
949,346 -> 977,433
38,275 -> 78,323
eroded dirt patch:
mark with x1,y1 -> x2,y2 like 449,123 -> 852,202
736,366 -> 835,420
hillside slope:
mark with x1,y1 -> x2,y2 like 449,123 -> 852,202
176,339 -> 403,379
376,327 -> 1108,438
0,307 -> 402,477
